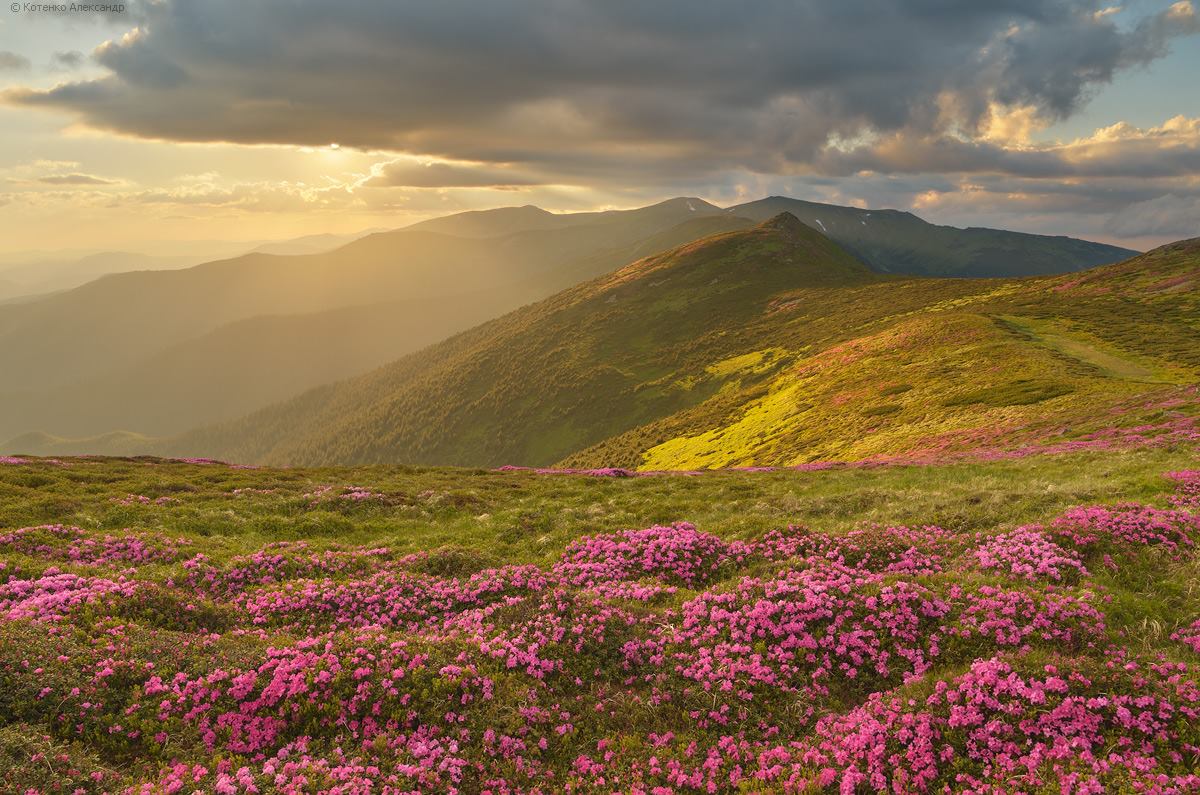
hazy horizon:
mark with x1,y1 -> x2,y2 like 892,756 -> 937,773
2,1 -> 1199,258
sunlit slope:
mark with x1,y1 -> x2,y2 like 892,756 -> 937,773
31,227 -> 1192,467
168,214 -> 877,464
0,206 -> 748,441
567,238 -> 1200,469
0,199 -> 736,392
729,196 -> 1137,277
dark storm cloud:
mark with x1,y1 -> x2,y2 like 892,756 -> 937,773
4,0 -> 1196,176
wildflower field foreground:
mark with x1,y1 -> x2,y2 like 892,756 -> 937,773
3,448 -> 1200,793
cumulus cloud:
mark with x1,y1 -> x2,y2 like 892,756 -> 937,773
815,115 -> 1200,179
128,177 -> 363,213
4,0 -> 1197,178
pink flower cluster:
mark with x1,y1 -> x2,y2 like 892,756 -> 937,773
235,563 -> 549,633
0,524 -> 190,566
794,656 -> 1200,792
1051,502 -> 1198,555
182,541 -> 394,596
112,494 -> 178,506
555,522 -> 750,587
778,523 -> 953,575
1175,619 -> 1200,655
973,525 -> 1088,582
1167,470 -> 1200,510
0,570 -> 138,620
301,484 -> 389,506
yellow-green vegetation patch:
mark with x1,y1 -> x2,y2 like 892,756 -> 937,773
638,311 -> 1176,471
705,347 -> 788,378
640,381 -> 808,470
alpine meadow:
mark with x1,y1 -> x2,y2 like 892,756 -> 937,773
2,2 -> 1200,794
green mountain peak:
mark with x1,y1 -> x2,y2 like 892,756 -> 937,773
756,211 -> 812,235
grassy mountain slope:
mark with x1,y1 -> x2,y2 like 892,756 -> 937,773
569,239 -> 1200,469
0,199 -> 732,391
0,195 -> 1134,445
164,214 -> 875,465
148,228 -> 1200,469
730,196 -> 1137,277
0,208 -> 747,441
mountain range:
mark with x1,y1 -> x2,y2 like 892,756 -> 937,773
2,196 -> 1177,466
128,213 -> 1190,468
0,200 -> 752,440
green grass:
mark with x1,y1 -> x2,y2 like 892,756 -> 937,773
999,315 -> 1169,382
941,378 -> 1074,408
2,445 -> 1195,567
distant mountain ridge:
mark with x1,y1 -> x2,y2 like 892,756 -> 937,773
727,197 -> 1136,277
0,201 -> 749,440
65,218 -> 1190,470
406,194 -> 1136,278
142,213 -> 879,465
74,223 -> 1196,469
0,195 -> 1150,454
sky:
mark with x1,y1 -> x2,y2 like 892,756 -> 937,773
0,0 -> 1197,256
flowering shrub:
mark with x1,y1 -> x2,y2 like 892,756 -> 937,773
183,541 -> 393,596
3,467 -> 1200,793
1175,618 -> 1200,655
0,570 -> 138,621
779,523 -> 955,574
1167,470 -> 1200,509
792,655 -> 1200,792
555,522 -> 750,587
973,525 -> 1088,582
639,563 -> 952,713
0,524 -> 190,567
1051,502 -> 1198,556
